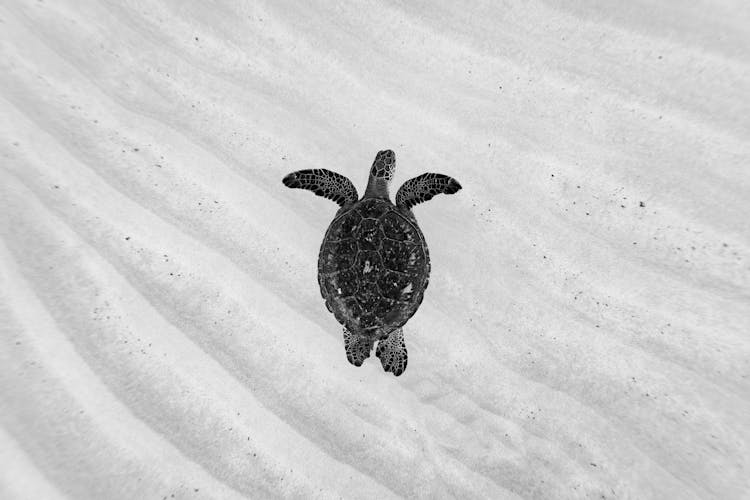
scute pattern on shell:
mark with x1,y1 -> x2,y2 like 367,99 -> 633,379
318,199 -> 430,336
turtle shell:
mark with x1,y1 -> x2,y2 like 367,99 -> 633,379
318,198 -> 430,337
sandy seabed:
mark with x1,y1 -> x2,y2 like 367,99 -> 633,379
1,1 -> 749,499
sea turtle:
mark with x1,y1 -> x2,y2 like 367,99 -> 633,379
282,150 -> 461,376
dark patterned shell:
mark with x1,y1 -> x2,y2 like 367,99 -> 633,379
318,198 -> 430,337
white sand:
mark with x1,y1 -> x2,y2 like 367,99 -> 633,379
1,1 -> 748,498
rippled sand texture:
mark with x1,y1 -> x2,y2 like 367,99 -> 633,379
1,1 -> 749,499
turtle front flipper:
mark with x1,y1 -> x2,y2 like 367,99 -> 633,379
395,173 -> 461,210
282,169 -> 358,207
343,327 -> 374,367
376,328 -> 407,376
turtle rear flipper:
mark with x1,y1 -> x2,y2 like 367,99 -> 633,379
343,327 -> 374,366
376,328 -> 407,376
283,169 -> 358,207
396,173 -> 461,210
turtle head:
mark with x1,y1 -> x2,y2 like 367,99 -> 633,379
370,149 -> 396,181
364,149 -> 395,199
